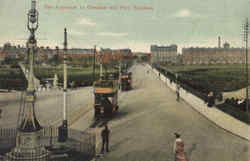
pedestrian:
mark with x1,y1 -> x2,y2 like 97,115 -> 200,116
207,92 -> 215,107
176,84 -> 180,102
173,133 -> 187,161
176,90 -> 180,102
101,124 -> 110,153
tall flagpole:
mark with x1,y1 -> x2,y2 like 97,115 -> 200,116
58,28 -> 68,142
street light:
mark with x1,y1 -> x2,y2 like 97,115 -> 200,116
99,49 -> 103,79
93,45 -> 96,83
6,1 -> 49,160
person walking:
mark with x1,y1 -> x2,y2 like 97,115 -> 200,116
207,92 -> 215,107
101,124 -> 110,153
176,86 -> 180,102
173,133 -> 187,161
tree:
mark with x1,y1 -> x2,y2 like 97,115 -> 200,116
48,54 -> 62,66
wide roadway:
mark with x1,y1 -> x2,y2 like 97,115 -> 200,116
92,64 -> 250,161
0,87 -> 93,127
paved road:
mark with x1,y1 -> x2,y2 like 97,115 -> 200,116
0,87 -> 93,128
73,64 -> 250,161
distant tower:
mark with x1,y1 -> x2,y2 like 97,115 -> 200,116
223,42 -> 230,49
218,36 -> 221,48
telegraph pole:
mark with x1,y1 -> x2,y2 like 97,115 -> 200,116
63,28 -> 68,130
58,28 -> 68,142
243,18 -> 249,113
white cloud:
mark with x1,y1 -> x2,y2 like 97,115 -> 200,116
97,32 -> 128,37
70,30 -> 86,36
174,9 -> 192,18
77,18 -> 96,26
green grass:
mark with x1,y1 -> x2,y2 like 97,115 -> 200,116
217,103 -> 250,124
0,65 -> 118,90
162,64 -> 246,72
158,64 -> 250,124
160,64 -> 248,92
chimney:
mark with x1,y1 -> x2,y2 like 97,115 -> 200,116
218,36 -> 221,48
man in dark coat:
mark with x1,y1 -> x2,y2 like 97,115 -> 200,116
176,83 -> 180,102
101,124 -> 110,153
207,92 -> 215,107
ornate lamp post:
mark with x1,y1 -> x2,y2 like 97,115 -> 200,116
5,0 -> 49,160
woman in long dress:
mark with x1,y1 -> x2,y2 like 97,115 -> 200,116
173,133 -> 187,161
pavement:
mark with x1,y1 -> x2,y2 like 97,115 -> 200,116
149,64 -> 250,141
1,64 -> 250,161
71,64 -> 250,161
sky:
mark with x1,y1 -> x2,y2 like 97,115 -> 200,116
0,0 -> 250,53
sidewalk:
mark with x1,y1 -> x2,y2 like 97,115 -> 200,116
147,64 -> 250,141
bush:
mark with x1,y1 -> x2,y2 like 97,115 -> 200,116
217,103 -> 250,124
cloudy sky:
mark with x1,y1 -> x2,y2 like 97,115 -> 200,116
0,0 -> 250,52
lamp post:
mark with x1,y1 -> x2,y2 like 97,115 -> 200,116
58,28 -> 68,142
6,1 -> 49,160
100,49 -> 103,79
93,45 -> 96,83
27,0 -> 39,92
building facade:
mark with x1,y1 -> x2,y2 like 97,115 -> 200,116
150,44 -> 178,64
182,42 -> 245,65
0,43 -> 26,63
0,42 -> 133,65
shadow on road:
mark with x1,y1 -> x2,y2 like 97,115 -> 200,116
112,110 -> 130,121
185,143 -> 197,161
109,137 -> 131,152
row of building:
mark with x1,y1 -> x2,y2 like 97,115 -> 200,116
2,37 -> 248,66
150,37 -> 247,65
0,42 -> 133,65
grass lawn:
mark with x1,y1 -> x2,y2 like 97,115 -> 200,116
217,103 -> 250,124
158,64 -> 250,124
160,64 -> 248,92
0,65 -> 118,90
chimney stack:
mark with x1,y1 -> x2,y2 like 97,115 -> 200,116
218,36 -> 221,48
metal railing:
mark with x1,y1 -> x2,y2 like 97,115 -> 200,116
0,127 -> 96,161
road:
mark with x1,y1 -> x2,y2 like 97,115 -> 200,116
1,64 -> 250,161
72,64 -> 250,161
0,87 -> 93,128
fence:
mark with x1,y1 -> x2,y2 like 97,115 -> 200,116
154,65 -> 208,101
0,127 -> 96,161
